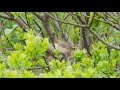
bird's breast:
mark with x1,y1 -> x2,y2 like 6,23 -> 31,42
54,44 -> 70,53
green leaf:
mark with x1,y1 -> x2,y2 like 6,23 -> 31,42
5,25 -> 18,35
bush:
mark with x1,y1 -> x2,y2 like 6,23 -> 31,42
0,28 -> 118,78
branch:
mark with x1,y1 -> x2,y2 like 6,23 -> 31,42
1,12 -> 56,59
25,12 -> 31,28
89,28 -> 120,50
27,65 -> 51,72
2,30 -> 16,51
106,12 -> 117,22
33,12 -> 56,43
6,12 -> 30,32
103,12 -> 117,24
32,12 -> 56,58
1,21 -> 16,51
69,12 -> 79,24
19,16 -> 30,28
43,12 -> 88,28
63,12 -> 71,20
32,12 -> 44,21
43,56 -> 50,71
89,12 -> 96,28
82,13 -> 120,31
0,13 -> 12,20
96,13 -> 120,31
34,65 -> 51,69
33,19 -> 44,37
51,13 -> 69,41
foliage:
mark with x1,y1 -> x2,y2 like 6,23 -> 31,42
0,30 -> 118,78
0,12 -> 120,78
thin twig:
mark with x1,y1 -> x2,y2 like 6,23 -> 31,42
32,12 -> 44,21
33,19 -> 42,31
106,12 -> 118,22
27,65 -> 51,71
89,12 -> 96,28
96,13 -> 120,31
43,12 -> 88,28
89,28 -> 120,50
83,13 -> 118,24
25,12 -> 31,28
63,12 -> 71,20
2,26 -> 16,51
34,65 -> 51,69
5,12 -> 29,32
69,12 -> 79,24
43,56 -> 50,71
103,12 -> 117,24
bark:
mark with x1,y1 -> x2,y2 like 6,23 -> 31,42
78,12 -> 92,56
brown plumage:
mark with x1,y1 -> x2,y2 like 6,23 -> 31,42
54,39 -> 75,54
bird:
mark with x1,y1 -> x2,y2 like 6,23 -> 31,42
51,33 -> 76,60
54,39 -> 75,55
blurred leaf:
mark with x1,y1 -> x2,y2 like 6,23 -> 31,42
5,25 -> 18,35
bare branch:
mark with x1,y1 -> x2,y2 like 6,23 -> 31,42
32,12 -> 44,21
106,12 -> 117,22
43,12 -> 88,28
25,12 -> 31,28
69,12 -> 79,23
33,19 -> 44,37
63,12 -> 71,20
96,13 -> 120,31
0,14 -> 12,20
89,28 -> 120,50
6,12 -> 30,32
27,65 -> 51,71
1,21 -> 16,51
89,12 -> 96,28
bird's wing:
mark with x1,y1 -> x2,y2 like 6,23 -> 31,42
59,43 -> 73,49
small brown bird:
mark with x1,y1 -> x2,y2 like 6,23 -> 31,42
114,23 -> 120,29
54,39 -> 75,54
